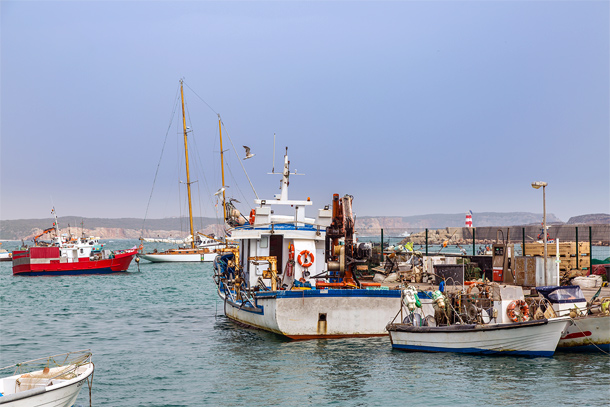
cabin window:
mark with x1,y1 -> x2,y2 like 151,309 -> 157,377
80,249 -> 84,253
260,236 -> 269,249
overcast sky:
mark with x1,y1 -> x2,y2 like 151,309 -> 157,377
1,1 -> 608,223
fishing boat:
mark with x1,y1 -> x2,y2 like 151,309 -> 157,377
0,350 -> 94,407
12,211 -> 136,276
138,80 -> 229,263
213,149 -> 402,339
0,243 -> 11,262
386,284 -> 570,356
535,285 -> 610,352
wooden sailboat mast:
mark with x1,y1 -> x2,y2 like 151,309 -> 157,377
180,80 -> 195,249
218,115 -> 227,223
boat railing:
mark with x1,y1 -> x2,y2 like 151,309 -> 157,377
0,350 -> 92,378
229,219 -> 325,234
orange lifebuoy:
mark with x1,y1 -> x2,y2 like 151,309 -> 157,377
297,250 -> 314,268
249,209 -> 256,225
288,243 -> 295,261
507,300 -> 530,322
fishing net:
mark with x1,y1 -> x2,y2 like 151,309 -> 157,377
0,350 -> 91,392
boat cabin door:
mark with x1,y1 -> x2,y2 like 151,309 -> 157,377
269,235 -> 283,274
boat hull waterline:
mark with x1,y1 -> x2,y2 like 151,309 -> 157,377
387,318 -> 571,357
556,314 -> 610,352
221,288 -> 402,339
138,251 -> 217,263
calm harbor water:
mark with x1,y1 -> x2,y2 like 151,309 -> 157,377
1,239 -> 608,406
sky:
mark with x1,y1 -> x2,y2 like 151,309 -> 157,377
1,1 -> 608,223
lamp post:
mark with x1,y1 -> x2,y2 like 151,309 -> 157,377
532,181 -> 548,284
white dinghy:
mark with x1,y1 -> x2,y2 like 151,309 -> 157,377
0,350 -> 94,407
387,285 -> 570,357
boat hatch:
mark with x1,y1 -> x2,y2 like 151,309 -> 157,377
318,313 -> 327,335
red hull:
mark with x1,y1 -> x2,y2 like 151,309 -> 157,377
12,249 -> 137,276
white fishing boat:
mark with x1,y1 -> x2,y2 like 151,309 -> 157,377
386,284 -> 570,357
0,350 -> 94,407
536,285 -> 610,352
138,80 -> 229,263
213,149 -> 401,339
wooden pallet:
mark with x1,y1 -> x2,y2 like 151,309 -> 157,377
557,256 -> 590,271
523,242 -> 590,257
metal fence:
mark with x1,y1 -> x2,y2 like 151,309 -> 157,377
357,224 -> 610,264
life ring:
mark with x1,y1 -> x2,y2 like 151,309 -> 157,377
288,243 -> 295,261
249,209 -> 256,225
506,300 -> 530,322
297,250 -> 314,268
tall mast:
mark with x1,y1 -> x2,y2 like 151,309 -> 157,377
180,80 -> 195,249
218,115 -> 227,224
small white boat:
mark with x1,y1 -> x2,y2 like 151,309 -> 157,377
387,285 -> 570,357
0,243 -> 12,262
0,350 -> 94,407
536,285 -> 610,352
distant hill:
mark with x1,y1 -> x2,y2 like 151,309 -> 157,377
566,213 -> 610,225
356,212 -> 563,233
0,216 -> 222,241
0,211 -> 571,240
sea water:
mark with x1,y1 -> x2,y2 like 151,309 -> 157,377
1,240 -> 608,407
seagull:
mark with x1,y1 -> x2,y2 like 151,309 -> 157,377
214,187 -> 227,196
243,146 -> 255,160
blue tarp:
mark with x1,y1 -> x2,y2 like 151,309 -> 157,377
536,285 -> 586,304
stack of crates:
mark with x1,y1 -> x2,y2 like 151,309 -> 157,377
523,242 -> 590,271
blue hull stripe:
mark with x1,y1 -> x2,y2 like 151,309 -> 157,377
556,343 -> 610,353
16,268 -> 127,276
255,288 -> 401,299
392,343 -> 554,357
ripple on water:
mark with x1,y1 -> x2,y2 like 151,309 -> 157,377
1,250 -> 609,406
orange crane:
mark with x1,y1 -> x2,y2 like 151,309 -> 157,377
33,227 -> 56,245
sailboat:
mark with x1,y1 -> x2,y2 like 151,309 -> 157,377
138,80 -> 229,263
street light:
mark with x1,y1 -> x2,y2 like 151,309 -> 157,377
532,181 -> 548,284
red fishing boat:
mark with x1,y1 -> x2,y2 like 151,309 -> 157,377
12,246 -> 137,276
12,210 -> 137,276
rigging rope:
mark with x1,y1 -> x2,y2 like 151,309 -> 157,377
219,117 -> 259,200
141,87 -> 181,237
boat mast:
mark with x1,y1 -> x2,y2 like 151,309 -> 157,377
180,80 -> 195,249
218,115 -> 227,223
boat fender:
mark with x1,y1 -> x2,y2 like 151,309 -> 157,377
297,250 -> 314,268
249,209 -> 256,225
506,300 -> 530,322
403,289 -> 417,311
432,290 -> 446,309
403,289 -> 421,311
